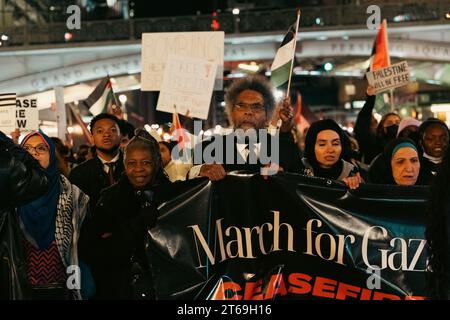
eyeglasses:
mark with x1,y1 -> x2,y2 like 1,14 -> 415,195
23,144 -> 49,154
234,102 -> 266,113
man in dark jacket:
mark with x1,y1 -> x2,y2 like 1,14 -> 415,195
69,113 -> 124,210
0,131 -> 49,299
188,75 -> 301,180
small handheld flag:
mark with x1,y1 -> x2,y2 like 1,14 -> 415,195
270,10 -> 301,96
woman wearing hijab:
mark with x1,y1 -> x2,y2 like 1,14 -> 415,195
0,131 -> 49,299
368,137 -> 422,186
301,119 -> 362,189
86,129 -> 198,299
18,131 -> 89,299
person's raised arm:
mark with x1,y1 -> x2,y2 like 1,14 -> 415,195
0,131 -> 49,209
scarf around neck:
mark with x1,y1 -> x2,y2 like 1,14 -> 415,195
17,131 -> 60,250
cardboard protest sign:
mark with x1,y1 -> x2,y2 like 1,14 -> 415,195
0,93 -> 16,133
366,61 -> 411,93
15,98 -> 39,131
141,32 -> 224,91
157,55 -> 217,120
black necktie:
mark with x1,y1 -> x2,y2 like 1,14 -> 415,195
244,143 -> 250,164
105,162 -> 116,185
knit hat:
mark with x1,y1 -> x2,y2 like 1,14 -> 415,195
397,117 -> 421,137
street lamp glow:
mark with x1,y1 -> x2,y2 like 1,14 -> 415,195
119,94 -> 127,104
64,32 -> 73,41
274,90 -> 284,100
324,62 -> 333,71
106,0 -> 117,8
232,8 -> 240,15
431,104 -> 450,113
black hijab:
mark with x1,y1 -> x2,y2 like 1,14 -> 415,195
303,119 -> 351,179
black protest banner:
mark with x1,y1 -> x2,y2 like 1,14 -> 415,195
147,173 -> 428,300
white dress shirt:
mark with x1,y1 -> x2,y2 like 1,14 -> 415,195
188,142 -> 261,179
98,153 -> 120,174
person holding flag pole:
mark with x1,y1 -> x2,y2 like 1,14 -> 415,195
368,19 -> 395,110
269,10 -> 301,133
355,19 -> 401,165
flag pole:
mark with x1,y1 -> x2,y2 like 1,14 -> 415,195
107,74 -> 126,119
383,19 -> 395,111
107,75 -> 120,107
286,9 -> 301,98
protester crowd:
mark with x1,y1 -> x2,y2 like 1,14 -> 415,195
1,74 -> 449,300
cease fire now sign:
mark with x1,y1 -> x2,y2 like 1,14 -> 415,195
15,98 -> 39,132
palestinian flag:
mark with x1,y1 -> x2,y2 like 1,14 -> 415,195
294,91 -> 318,134
171,110 -> 190,150
270,23 -> 297,88
68,104 -> 94,145
82,77 -> 114,116
369,19 -> 390,71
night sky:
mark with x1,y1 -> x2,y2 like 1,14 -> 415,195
132,0 -> 227,18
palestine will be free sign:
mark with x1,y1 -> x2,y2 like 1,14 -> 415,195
366,61 -> 411,93
147,174 -> 428,300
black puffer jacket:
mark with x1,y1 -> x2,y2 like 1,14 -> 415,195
0,131 -> 49,299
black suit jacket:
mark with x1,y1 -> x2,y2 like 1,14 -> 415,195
193,131 -> 302,174
69,154 -> 125,210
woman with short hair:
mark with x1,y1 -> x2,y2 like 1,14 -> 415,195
86,129 -> 198,299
